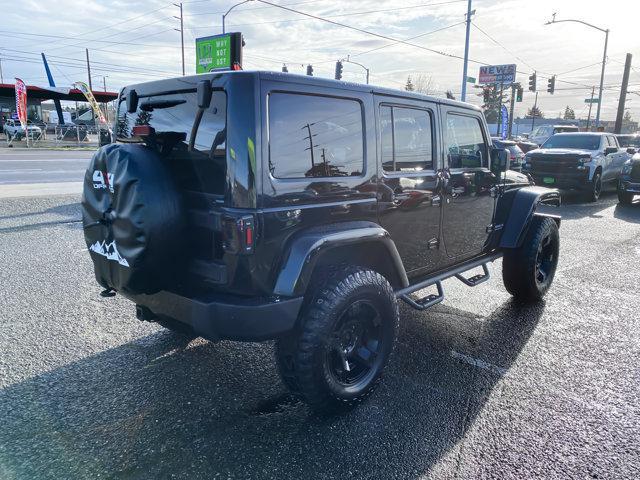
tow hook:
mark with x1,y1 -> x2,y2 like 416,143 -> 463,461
100,288 -> 116,298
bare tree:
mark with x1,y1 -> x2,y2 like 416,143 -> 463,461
412,74 -> 434,95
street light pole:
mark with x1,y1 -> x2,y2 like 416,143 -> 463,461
222,0 -> 254,34
546,16 -> 608,128
461,0 -> 473,102
345,56 -> 370,84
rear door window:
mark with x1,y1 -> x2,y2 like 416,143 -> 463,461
445,114 -> 488,169
268,92 -> 364,179
379,105 -> 434,172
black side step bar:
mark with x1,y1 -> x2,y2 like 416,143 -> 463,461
396,252 -> 502,311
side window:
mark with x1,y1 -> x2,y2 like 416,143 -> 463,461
268,92 -> 364,179
445,114 -> 487,169
607,136 -> 618,148
380,105 -> 434,172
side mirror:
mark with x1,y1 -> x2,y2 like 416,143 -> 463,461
197,80 -> 213,109
126,89 -> 138,113
627,147 -> 636,155
605,146 -> 617,155
491,148 -> 509,173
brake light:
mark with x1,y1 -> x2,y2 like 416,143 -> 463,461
245,223 -> 254,248
232,62 -> 242,71
132,125 -> 155,137
222,214 -> 255,254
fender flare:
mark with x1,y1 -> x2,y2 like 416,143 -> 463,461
273,222 -> 409,297
499,186 -> 561,249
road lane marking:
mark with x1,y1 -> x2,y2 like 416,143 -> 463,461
0,169 -> 43,173
450,350 -> 507,376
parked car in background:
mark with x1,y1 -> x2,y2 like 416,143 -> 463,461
3,119 -> 42,140
523,132 -> 630,201
617,151 -> 640,204
529,124 -> 579,146
615,134 -> 640,154
492,138 -> 525,171
516,139 -> 539,153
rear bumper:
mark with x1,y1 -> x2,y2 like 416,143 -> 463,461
127,290 -> 304,341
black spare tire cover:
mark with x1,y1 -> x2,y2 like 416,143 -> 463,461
82,143 -> 185,295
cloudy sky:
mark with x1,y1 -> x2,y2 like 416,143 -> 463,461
2,0 -> 639,121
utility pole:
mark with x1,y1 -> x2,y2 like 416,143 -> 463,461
0,57 -> 3,83
508,83 -> 517,138
174,3 -> 185,76
102,76 -> 108,122
614,53 -> 632,134
303,123 -> 316,169
497,81 -> 504,137
596,29 -> 609,128
460,0 -> 474,102
586,87 -> 595,131
86,48 -> 94,124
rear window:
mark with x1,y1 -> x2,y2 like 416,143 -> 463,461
554,126 -> 579,134
116,90 -> 226,155
116,90 -> 227,194
617,135 -> 640,147
542,134 -> 601,150
268,92 -> 364,179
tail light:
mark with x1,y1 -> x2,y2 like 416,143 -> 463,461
222,214 -> 255,254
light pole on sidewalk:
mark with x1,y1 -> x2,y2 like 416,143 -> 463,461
222,0 -> 254,33
546,15 -> 608,128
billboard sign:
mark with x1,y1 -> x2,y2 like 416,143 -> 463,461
196,32 -> 243,73
479,64 -> 516,85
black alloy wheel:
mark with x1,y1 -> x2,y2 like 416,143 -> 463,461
275,267 -> 399,411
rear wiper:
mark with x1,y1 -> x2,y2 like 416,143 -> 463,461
139,99 -> 186,111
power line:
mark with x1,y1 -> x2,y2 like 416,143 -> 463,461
471,21 -> 537,72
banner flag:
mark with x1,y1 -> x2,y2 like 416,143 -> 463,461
14,78 -> 28,131
74,81 -> 111,132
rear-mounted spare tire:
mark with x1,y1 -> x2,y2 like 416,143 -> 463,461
82,143 -> 185,295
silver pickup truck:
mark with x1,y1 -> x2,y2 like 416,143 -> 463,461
523,132 -> 630,202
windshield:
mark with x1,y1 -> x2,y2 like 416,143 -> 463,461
617,135 -> 640,147
541,134 -> 601,150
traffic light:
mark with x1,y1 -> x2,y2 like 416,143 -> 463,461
282,64 -> 288,73
516,85 -> 523,102
483,86 -> 490,103
334,60 -> 343,80
306,64 -> 314,76
547,75 -> 556,94
528,72 -> 537,92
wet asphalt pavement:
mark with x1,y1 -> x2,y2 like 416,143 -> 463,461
0,191 -> 639,479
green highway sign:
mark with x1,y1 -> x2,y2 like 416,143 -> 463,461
584,98 -> 600,104
466,76 -> 476,84
195,32 -> 243,73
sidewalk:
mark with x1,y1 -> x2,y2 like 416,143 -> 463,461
0,182 -> 83,198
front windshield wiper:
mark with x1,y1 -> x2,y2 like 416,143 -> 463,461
139,99 -> 186,111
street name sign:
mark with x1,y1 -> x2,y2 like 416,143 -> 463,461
584,98 -> 600,104
478,64 -> 516,85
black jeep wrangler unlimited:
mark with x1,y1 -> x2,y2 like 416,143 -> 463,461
82,71 -> 561,411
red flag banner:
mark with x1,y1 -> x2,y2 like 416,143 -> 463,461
14,78 -> 28,131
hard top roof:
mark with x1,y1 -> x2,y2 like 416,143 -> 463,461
123,70 -> 480,112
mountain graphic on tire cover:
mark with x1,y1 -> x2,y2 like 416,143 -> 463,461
88,240 -> 130,267
81,143 -> 185,295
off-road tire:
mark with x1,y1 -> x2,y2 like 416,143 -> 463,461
585,171 -> 602,202
275,267 -> 399,412
502,216 -> 559,302
618,189 -> 634,205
